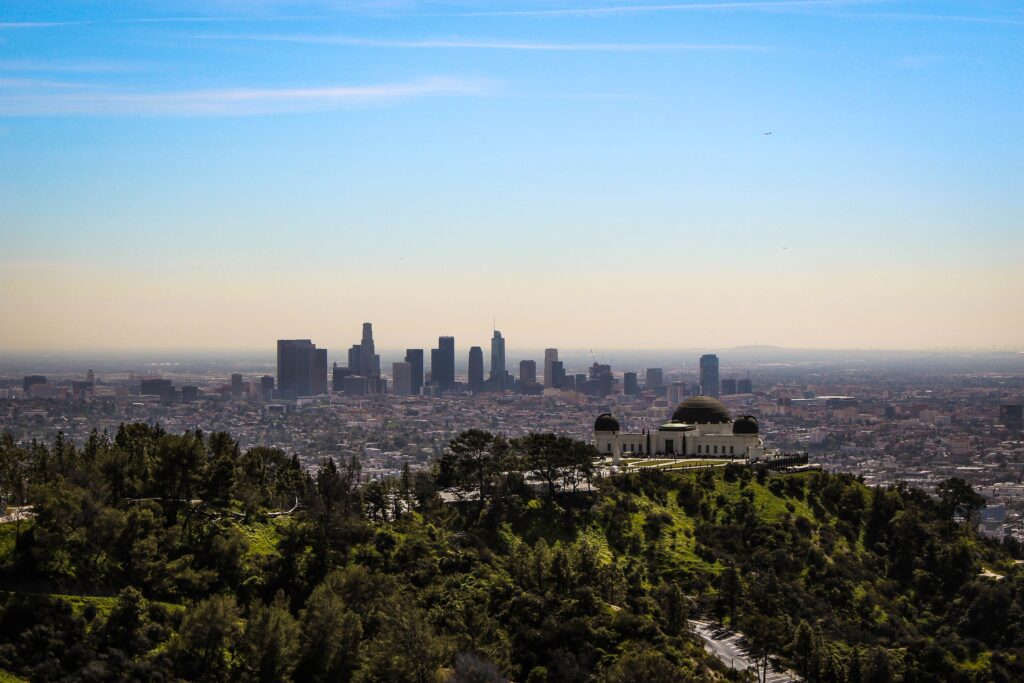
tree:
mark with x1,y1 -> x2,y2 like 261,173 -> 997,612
295,582 -> 363,683
601,648 -> 694,683
357,603 -> 444,683
655,582 -> 688,637
789,620 -> 816,677
936,477 -> 985,524
93,587 -> 153,658
716,566 -> 742,625
169,594 -> 240,683
516,433 -> 568,500
447,430 -> 504,514
234,592 -> 300,683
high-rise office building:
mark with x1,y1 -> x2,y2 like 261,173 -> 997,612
260,375 -> 274,401
23,375 -> 47,394
276,339 -> 328,399
468,346 -> 484,392
182,385 -> 199,403
699,354 -> 720,398
314,348 -> 328,395
405,349 -> 424,396
623,372 -> 639,396
645,368 -> 663,390
520,360 -> 537,384
347,345 -> 361,375
544,348 -> 559,387
1001,404 -> 1023,430
550,360 -> 565,389
432,336 -> 455,392
231,373 -> 243,397
490,330 -> 506,384
738,377 -> 753,394
587,363 -> 614,398
721,378 -> 737,395
668,381 -> 687,404
347,323 -> 380,379
361,322 -> 381,378
342,375 -> 367,396
140,378 -> 172,396
332,363 -> 354,392
392,362 -> 413,396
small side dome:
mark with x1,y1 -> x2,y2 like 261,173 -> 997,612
594,413 -> 620,432
733,415 -> 759,435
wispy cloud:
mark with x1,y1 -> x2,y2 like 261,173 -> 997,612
0,78 -> 89,89
0,59 -> 139,74
450,0 -> 879,18
0,76 -> 489,116
205,31 -> 761,50
850,11 -> 1024,27
204,33 -> 766,51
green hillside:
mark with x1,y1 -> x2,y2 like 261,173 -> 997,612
0,426 -> 1021,681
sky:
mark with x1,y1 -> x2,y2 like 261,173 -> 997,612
0,0 -> 1022,354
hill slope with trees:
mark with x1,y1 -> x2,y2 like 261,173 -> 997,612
0,425 -> 1021,682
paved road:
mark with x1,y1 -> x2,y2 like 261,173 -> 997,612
690,619 -> 801,683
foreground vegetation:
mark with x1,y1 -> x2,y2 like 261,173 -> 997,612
0,426 -> 1021,682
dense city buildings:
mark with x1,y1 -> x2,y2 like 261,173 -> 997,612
4,343 -> 1024,540
700,353 -> 720,398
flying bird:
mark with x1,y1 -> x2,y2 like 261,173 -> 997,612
764,131 -> 772,135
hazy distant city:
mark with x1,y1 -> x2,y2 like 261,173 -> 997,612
3,322 -> 1022,540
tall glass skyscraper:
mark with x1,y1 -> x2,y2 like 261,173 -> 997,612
699,354 -> 720,398
276,339 -> 328,399
432,336 -> 455,391
544,348 -> 559,387
405,348 -> 424,396
490,330 -> 506,382
468,346 -> 484,393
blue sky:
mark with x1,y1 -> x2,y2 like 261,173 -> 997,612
1,1 -> 1022,352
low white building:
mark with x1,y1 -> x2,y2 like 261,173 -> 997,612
594,396 -> 767,463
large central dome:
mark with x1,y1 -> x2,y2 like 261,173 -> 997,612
671,396 -> 732,424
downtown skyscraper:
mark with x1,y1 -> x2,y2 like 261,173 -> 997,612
700,353 -> 720,398
276,339 -> 327,399
490,330 -> 506,388
432,336 -> 455,392
404,348 -> 424,396
347,322 -> 381,379
468,346 -> 484,393
544,348 -> 559,387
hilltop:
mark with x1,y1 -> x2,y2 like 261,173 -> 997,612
0,426 -> 1022,682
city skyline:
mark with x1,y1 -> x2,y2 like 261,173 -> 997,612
2,1 -> 1023,351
